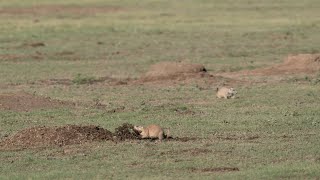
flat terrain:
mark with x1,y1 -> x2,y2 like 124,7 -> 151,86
0,0 -> 320,179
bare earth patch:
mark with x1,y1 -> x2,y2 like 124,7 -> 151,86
135,61 -> 246,87
0,54 -> 43,61
247,53 -> 320,75
0,92 -> 73,112
20,42 -> 46,48
0,125 -> 114,149
0,5 -> 123,16
139,61 -> 208,82
0,123 -> 140,149
190,167 -> 239,173
214,132 -> 260,141
36,76 -> 129,86
220,54 -> 320,78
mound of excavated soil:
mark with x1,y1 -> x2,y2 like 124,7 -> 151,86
278,53 -> 320,72
0,92 -> 73,112
0,123 -> 142,149
140,62 -> 207,82
244,54 -> 320,76
0,123 -> 196,149
0,125 -> 114,148
114,123 -> 141,141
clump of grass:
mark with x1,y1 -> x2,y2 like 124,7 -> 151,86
72,73 -> 97,85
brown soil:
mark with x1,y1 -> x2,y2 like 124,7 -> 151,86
191,167 -> 239,173
0,125 -> 114,149
136,61 -> 246,87
140,61 -> 208,82
223,54 -> 320,77
0,5 -> 123,16
0,92 -> 73,112
214,133 -> 260,141
21,42 -> 46,48
0,123 -> 140,149
113,123 -> 141,141
37,78 -> 73,85
36,76 -> 129,86
252,53 -> 320,75
0,123 -> 196,149
0,54 -> 43,61
216,135 -> 259,141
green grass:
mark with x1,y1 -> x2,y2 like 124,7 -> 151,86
1,0 -> 320,179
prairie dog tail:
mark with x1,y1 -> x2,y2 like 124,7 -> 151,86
216,87 -> 219,92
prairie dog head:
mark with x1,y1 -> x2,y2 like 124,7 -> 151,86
133,125 -> 144,133
228,88 -> 237,96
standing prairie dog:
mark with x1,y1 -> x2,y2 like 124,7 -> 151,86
133,124 -> 170,141
216,87 -> 237,99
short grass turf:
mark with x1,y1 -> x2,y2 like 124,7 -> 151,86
1,0 -> 320,179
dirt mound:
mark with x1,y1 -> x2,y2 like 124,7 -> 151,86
0,92 -> 72,112
0,123 -> 196,149
0,125 -> 114,149
0,123 -> 142,149
140,62 -> 207,82
242,54 -> 320,76
114,123 -> 141,141
278,53 -> 320,72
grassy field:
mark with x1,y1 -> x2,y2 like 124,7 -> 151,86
0,0 -> 320,179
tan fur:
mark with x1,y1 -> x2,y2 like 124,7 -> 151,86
134,124 -> 170,141
216,87 -> 237,99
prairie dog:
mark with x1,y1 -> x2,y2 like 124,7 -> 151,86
133,124 -> 170,141
216,87 -> 237,99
